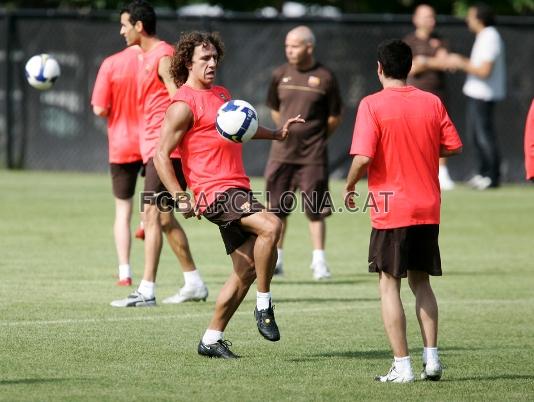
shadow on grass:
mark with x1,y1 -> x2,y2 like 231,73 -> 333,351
277,297 -> 378,303
445,374 -> 534,382
274,279 -> 370,286
0,378 -> 75,385
288,350 -> 391,362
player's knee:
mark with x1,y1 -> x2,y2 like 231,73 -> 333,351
143,205 -> 160,226
408,271 -> 430,293
262,215 -> 282,243
243,265 -> 257,285
159,213 -> 178,232
236,262 -> 256,285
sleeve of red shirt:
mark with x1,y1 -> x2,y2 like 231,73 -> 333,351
91,57 -> 112,109
350,98 -> 380,158
438,102 -> 462,151
525,100 -> 534,180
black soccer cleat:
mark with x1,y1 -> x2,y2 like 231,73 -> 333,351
197,339 -> 239,359
254,304 -> 280,342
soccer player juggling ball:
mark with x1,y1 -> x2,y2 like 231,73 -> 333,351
154,31 -> 304,359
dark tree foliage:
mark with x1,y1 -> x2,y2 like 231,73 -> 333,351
1,0 -> 533,15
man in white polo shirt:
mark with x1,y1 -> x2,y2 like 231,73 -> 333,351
448,3 -> 505,189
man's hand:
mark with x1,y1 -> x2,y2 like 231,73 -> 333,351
274,114 -> 305,140
343,185 -> 357,209
174,193 -> 201,220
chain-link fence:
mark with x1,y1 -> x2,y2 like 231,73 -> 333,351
0,10 -> 533,180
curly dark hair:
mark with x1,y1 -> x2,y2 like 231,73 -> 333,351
170,31 -> 225,87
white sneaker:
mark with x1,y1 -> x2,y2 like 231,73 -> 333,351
421,360 -> 443,381
312,261 -> 331,280
474,176 -> 492,190
110,290 -> 156,307
273,261 -> 284,276
467,174 -> 493,190
162,284 -> 208,304
439,170 -> 455,190
375,363 -> 415,383
467,174 -> 483,188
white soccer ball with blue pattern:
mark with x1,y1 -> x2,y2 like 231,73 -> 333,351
24,54 -> 61,90
216,100 -> 258,143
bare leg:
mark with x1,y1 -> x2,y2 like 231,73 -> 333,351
240,211 -> 282,292
114,197 -> 133,266
160,211 -> 195,272
142,204 -> 162,282
207,237 -> 257,331
308,219 -> 325,250
379,271 -> 409,357
408,270 -> 438,347
277,216 -> 287,248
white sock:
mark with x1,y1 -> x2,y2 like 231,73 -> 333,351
423,347 -> 439,364
276,248 -> 283,265
256,291 -> 271,311
183,269 -> 203,288
312,249 -> 326,265
202,329 -> 223,345
137,280 -> 155,299
118,264 -> 131,280
394,355 -> 413,374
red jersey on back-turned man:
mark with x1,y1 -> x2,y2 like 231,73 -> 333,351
350,86 -> 462,229
137,41 -> 179,162
525,100 -> 534,180
91,45 -> 142,163
171,84 -> 251,211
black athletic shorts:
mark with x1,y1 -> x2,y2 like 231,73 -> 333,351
110,161 -> 143,200
143,158 -> 187,204
264,161 -> 332,221
202,188 -> 265,255
368,224 -> 442,278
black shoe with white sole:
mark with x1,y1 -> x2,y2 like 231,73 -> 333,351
254,304 -> 280,342
197,339 -> 239,359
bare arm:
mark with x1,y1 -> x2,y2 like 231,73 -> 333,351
158,56 -> 178,97
447,53 -> 494,78
93,105 -> 109,117
252,115 -> 305,140
410,47 -> 450,75
154,102 -> 193,196
327,114 -> 342,138
440,145 -> 463,157
344,155 -> 372,209
270,110 -> 281,126
463,60 -> 493,79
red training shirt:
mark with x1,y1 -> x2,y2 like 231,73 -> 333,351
350,86 -> 462,229
137,41 -> 179,162
525,100 -> 534,180
171,84 -> 251,211
91,45 -> 142,163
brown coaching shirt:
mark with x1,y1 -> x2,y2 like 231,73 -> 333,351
266,62 -> 342,165
403,32 -> 448,101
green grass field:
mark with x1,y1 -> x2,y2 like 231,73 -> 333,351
1,170 -> 533,401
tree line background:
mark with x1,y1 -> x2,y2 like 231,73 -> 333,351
2,0 -> 534,15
